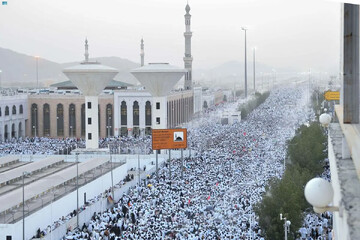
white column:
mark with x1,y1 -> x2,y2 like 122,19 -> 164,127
85,96 -> 99,149
152,96 -> 168,130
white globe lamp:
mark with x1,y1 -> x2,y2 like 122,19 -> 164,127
319,113 -> 331,127
304,178 -> 334,213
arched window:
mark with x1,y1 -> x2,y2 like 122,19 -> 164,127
121,101 -> 127,136
106,104 -> 113,137
43,103 -> 50,136
18,122 -> 22,138
19,105 -> 23,114
11,123 -> 15,138
57,104 -> 64,136
5,106 -> 9,116
69,104 -> 76,137
0,107 -> 2,117
81,104 -> 85,137
121,101 -> 127,126
145,101 -> 151,126
133,101 -> 139,126
12,105 -> 16,115
31,104 -> 38,137
203,101 -> 208,109
4,125 -> 8,140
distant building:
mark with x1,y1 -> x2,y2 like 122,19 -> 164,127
0,93 -> 27,141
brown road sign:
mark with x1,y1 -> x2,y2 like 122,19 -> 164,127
324,91 -> 340,101
152,129 -> 187,150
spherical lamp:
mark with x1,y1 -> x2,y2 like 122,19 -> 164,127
319,113 -> 331,127
304,178 -> 333,208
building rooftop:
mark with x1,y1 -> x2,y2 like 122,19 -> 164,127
50,80 -> 133,90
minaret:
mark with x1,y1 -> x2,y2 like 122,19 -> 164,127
84,38 -> 89,62
184,3 -> 193,90
140,38 -> 145,67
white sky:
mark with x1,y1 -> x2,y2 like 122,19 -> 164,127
0,0 -> 340,72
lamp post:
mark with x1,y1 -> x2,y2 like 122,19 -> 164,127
22,171 -> 30,240
35,56 -> 40,89
107,116 -> 112,138
109,144 -> 114,199
280,213 -> 291,240
76,153 -> 79,229
34,107 -> 37,137
253,47 -> 256,92
241,27 -> 248,98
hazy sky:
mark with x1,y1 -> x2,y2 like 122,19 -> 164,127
0,0 -> 340,72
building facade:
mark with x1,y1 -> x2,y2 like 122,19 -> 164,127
0,94 -> 28,141
26,93 -> 114,139
114,90 -> 194,136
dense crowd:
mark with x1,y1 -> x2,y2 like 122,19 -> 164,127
0,135 -> 152,155
59,86 -> 329,240
0,137 -> 78,155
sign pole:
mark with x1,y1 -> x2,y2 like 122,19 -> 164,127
181,148 -> 184,179
169,150 -> 172,179
156,151 -> 158,182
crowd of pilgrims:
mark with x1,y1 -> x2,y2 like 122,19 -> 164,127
0,135 -> 152,155
46,87 -> 331,240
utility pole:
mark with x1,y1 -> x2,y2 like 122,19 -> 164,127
242,27 -> 248,98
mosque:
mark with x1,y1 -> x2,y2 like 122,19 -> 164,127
0,3 -> 230,142
0,4 -> 229,239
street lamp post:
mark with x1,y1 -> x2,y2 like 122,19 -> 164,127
241,27 -> 248,98
280,214 -> 291,240
22,171 -> 30,240
253,47 -> 256,92
108,117 -> 112,138
35,56 -> 40,90
76,153 -> 79,229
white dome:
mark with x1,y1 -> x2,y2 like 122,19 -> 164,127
304,178 -> 333,208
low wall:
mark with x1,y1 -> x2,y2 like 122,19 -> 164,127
0,151 -> 180,240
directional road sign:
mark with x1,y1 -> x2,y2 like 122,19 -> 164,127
324,91 -> 340,101
152,129 -> 187,150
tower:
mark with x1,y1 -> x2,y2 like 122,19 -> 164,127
63,39 -> 118,150
184,3 -> 193,90
84,38 -> 89,62
140,38 -> 145,67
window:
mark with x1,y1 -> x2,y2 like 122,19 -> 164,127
12,105 -> 16,115
156,117 -> 160,124
69,104 -> 76,137
121,101 -> 127,126
88,133 -> 92,140
19,105 -> 23,114
156,102 -> 160,109
145,101 -> 151,126
81,104 -> 85,136
133,101 -> 139,126
31,104 -> 38,137
43,104 -> 50,136
5,106 -> 9,116
57,104 -> 64,136
87,102 -> 91,109
88,117 -> 92,125
106,104 -> 113,137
